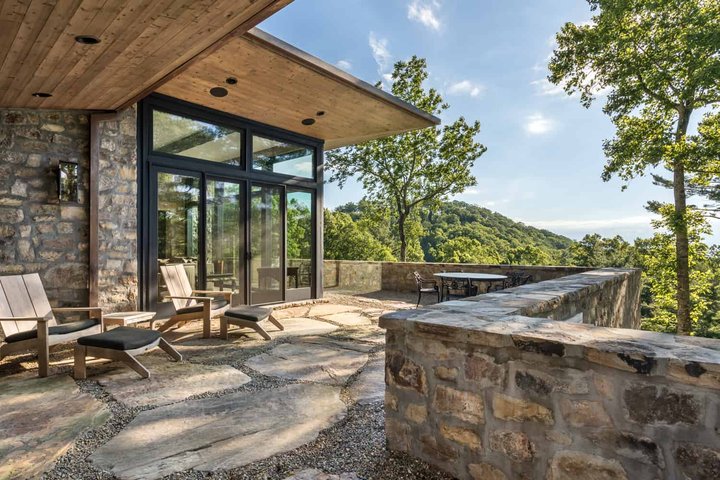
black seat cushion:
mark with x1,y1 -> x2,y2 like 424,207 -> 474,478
4,319 -> 100,343
224,306 -> 272,322
77,326 -> 161,350
176,299 -> 228,315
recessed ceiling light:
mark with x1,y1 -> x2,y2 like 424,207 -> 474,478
226,77 -> 238,85
316,111 -> 325,117
75,35 -> 101,45
302,118 -> 316,126
210,87 -> 228,98
32,92 -> 52,98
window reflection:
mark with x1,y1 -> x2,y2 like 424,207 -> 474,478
157,173 -> 200,302
153,110 -> 242,165
250,185 -> 283,304
287,190 -> 313,292
252,135 -> 314,178
206,180 -> 243,295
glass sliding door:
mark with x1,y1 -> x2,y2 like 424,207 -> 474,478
155,172 -> 201,312
141,97 -> 323,310
206,179 -> 244,299
286,189 -> 313,301
250,184 -> 283,304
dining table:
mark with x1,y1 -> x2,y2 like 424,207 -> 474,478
433,272 -> 508,301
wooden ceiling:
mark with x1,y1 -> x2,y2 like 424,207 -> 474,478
0,0 -> 292,110
156,29 -> 440,149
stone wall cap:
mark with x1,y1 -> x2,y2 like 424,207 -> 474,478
379,268 -> 720,374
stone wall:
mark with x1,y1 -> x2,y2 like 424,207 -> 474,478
96,109 -> 138,311
0,109 -> 91,306
381,262 -> 592,293
321,260 -> 592,294
323,260 -> 383,291
380,269 -> 719,480
441,269 -> 642,329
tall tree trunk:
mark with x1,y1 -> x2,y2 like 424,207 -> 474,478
398,211 -> 407,262
674,108 -> 692,335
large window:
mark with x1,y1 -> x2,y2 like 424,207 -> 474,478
252,135 -> 314,178
141,96 -> 322,310
153,110 -> 242,165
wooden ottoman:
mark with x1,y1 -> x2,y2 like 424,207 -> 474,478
220,306 -> 284,341
74,327 -> 181,379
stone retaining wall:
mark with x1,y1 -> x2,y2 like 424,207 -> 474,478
322,260 -> 592,294
380,269 -> 719,480
381,262 -> 592,293
323,260 -> 383,291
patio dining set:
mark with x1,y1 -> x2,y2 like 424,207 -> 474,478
0,266 -> 285,380
413,270 -> 533,307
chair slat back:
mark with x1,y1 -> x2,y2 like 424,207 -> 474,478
160,264 -> 195,311
0,274 -> 56,338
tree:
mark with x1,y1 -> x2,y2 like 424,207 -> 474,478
504,245 -> 552,266
431,237 -> 501,265
327,57 -> 486,261
323,210 -> 396,261
549,0 -> 720,334
569,234 -> 636,268
635,205 -> 714,334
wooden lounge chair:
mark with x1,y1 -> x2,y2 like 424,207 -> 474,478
158,264 -> 232,338
0,273 -> 103,377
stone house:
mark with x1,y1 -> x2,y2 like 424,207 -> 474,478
0,1 -> 438,316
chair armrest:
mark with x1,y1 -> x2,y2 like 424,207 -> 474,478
191,290 -> 233,300
0,316 -> 51,323
165,296 -> 211,302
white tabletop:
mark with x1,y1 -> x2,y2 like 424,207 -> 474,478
433,272 -> 507,281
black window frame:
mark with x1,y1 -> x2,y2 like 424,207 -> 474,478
138,93 -> 324,311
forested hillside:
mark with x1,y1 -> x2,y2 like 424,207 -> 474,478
325,200 -> 573,265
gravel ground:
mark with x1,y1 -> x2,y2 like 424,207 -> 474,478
3,297 -> 450,480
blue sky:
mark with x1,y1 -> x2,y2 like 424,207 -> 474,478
260,0 -> 718,243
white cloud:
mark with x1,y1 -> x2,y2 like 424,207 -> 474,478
336,59 -> 352,71
447,80 -> 485,97
531,78 -> 566,97
369,32 -> 394,88
407,0 -> 441,31
369,32 -> 392,72
523,215 -> 653,231
524,113 -> 556,135
464,188 -> 481,195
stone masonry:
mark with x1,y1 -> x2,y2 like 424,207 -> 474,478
96,108 -> 138,311
0,110 -> 91,306
0,108 -> 138,322
380,269 -> 720,480
322,260 -> 592,294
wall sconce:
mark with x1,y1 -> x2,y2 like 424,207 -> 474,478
58,161 -> 79,203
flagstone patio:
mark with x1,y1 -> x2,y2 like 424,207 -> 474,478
0,294 -> 451,480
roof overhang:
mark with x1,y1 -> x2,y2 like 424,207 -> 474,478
0,0 -> 292,110
155,29 -> 441,149
0,2 -> 439,148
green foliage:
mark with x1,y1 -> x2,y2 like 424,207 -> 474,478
328,200 -> 573,265
327,57 -> 486,260
569,234 -> 637,268
323,209 -> 395,262
432,237 -> 501,264
548,0 -> 720,334
504,245 -> 552,266
420,201 -> 573,265
635,205 -> 715,335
